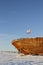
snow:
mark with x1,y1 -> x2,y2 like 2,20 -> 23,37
0,51 -> 43,65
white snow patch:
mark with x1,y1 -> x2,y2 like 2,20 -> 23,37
0,51 -> 43,65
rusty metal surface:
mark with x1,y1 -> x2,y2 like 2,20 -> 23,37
12,37 -> 43,55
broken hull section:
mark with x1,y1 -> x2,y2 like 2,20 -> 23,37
12,37 -> 43,55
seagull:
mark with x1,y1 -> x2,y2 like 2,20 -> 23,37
26,29 -> 31,34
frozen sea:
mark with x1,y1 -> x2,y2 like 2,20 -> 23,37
0,51 -> 43,65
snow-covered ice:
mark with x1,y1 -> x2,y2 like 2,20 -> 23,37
0,51 -> 43,65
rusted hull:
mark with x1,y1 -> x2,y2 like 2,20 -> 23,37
12,37 -> 43,55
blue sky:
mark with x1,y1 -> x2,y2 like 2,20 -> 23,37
0,0 -> 43,51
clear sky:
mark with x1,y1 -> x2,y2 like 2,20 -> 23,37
0,0 -> 43,51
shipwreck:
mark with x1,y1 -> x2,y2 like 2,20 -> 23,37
12,37 -> 43,55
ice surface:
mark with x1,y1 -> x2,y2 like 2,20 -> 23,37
0,51 -> 43,65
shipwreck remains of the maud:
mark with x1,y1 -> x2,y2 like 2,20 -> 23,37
12,37 -> 43,55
